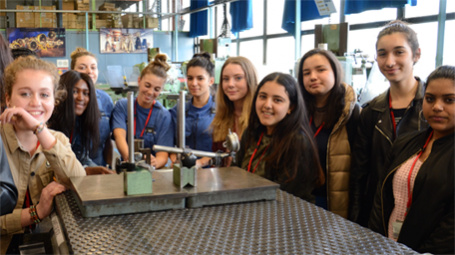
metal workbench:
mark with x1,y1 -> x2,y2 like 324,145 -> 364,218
54,189 -> 418,254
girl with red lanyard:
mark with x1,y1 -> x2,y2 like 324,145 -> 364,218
369,65 -> 455,254
235,73 -> 323,203
49,70 -> 111,175
197,56 -> 258,167
0,56 -> 86,249
350,20 -> 429,226
298,49 -> 360,217
111,54 -> 173,169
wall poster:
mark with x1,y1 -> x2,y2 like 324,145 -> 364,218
100,28 -> 153,54
7,28 -> 66,57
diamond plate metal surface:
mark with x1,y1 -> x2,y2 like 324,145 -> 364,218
55,190 -> 418,255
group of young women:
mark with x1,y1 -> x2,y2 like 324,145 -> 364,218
0,19 -> 453,254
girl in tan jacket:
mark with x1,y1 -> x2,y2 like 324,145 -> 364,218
0,56 -> 86,251
297,49 -> 360,218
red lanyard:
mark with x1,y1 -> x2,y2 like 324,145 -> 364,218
247,132 -> 270,173
70,129 -> 73,143
309,116 -> 324,137
404,130 -> 433,217
134,99 -> 155,138
389,93 -> 397,139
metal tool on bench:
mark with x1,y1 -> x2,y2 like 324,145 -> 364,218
153,90 -> 240,188
115,92 -> 154,195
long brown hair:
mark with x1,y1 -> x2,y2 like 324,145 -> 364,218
211,56 -> 258,142
298,48 -> 345,129
0,33 -> 13,112
247,73 -> 323,185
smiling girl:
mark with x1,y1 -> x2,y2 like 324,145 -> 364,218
350,20 -> 429,226
298,49 -> 360,217
170,52 -> 215,152
70,47 -> 114,167
369,65 -> 455,254
0,56 -> 85,245
49,70 -> 111,174
111,54 -> 173,168
235,73 -> 323,202
197,56 -> 258,167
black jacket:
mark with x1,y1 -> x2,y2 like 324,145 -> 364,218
350,77 -> 428,225
0,135 -> 18,216
235,130 -> 319,203
369,129 -> 454,254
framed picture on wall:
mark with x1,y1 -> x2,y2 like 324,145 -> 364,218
7,28 -> 66,57
100,28 -> 153,54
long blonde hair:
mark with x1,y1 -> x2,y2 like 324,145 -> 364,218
211,56 -> 258,142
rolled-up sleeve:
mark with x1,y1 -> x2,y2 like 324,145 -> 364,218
44,131 -> 86,188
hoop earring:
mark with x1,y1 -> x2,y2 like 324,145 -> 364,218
419,110 -> 427,123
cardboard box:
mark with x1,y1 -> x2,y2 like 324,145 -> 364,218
40,22 -> 56,28
76,2 -> 89,11
16,6 -> 35,27
62,0 -> 75,10
95,19 -> 109,28
99,13 -> 113,19
0,0 -> 6,16
133,17 -> 158,29
99,2 -> 115,9
68,21 -> 77,29
35,6 -> 56,25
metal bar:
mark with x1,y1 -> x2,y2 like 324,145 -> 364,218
263,0 -> 267,65
153,145 -> 229,158
173,13 -> 179,61
214,6 -> 218,38
340,0 -> 345,23
85,11 -> 89,50
92,0 -> 96,30
127,92 -> 135,163
397,7 -> 405,20
1,9 -> 176,15
436,0 -> 447,67
178,90 -> 186,149
162,0 -> 240,19
236,33 -> 240,56
295,0 -> 301,61
209,7 -> 214,38
39,0 -> 42,28
143,0 -> 147,29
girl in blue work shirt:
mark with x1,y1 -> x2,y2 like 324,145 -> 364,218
111,54 -> 174,169
49,70 -> 112,175
70,47 -> 114,167
170,52 -> 215,153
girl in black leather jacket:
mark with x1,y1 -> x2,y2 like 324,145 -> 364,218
350,20 -> 428,226
369,65 -> 455,254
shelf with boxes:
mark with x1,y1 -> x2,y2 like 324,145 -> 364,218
1,0 -> 159,30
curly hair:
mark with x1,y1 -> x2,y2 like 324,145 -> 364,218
4,56 -> 64,105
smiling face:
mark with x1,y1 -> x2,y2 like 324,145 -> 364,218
221,64 -> 248,103
73,79 -> 90,116
256,80 -> 292,135
74,55 -> 99,84
302,54 -> 335,102
423,78 -> 455,138
137,73 -> 166,108
376,33 -> 420,84
6,69 -> 55,124
187,66 -> 214,99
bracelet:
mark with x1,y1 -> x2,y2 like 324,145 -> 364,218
29,203 -> 41,224
34,122 -> 45,135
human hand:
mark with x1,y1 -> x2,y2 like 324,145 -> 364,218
150,155 -> 157,168
85,166 -> 114,175
0,106 -> 40,131
36,181 -> 66,219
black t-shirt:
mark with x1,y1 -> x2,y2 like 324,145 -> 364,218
310,122 -> 333,197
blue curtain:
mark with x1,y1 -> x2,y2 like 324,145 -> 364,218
282,0 -> 329,37
230,0 -> 253,36
344,0 -> 417,15
189,0 -> 209,38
